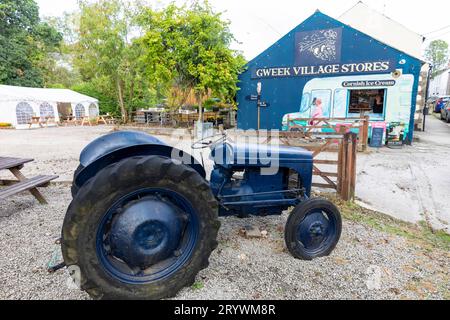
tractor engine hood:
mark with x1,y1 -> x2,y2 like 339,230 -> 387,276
211,142 -> 313,167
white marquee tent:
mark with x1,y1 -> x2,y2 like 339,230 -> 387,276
0,85 -> 99,129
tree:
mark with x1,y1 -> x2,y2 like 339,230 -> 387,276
71,78 -> 117,114
425,40 -> 449,76
138,1 -> 246,119
43,13 -> 82,88
0,0 -> 62,87
72,0 -> 143,121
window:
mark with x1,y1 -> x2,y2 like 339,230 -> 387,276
89,103 -> 99,118
348,89 -> 386,120
40,102 -> 55,119
333,89 -> 348,118
16,102 -> 34,125
75,104 -> 85,119
310,90 -> 332,118
299,93 -> 311,113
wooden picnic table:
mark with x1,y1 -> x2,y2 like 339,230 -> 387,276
42,116 -> 57,126
28,116 -> 45,128
80,116 -> 93,126
27,116 -> 57,128
96,115 -> 117,125
0,157 -> 58,204
97,115 -> 108,125
60,115 -> 77,126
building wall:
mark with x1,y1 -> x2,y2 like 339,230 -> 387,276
237,11 -> 422,142
429,69 -> 450,96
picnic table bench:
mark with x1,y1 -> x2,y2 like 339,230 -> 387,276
97,114 -> 117,125
28,116 -> 58,128
28,116 -> 45,129
0,157 -> 58,204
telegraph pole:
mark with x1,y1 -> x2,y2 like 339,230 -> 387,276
423,64 -> 433,132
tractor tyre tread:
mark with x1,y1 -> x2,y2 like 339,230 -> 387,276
62,155 -> 220,300
70,164 -> 84,198
284,198 -> 342,260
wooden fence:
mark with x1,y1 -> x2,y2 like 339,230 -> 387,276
234,118 -> 360,200
279,131 -> 358,201
285,115 -> 370,152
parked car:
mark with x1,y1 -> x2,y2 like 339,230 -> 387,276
427,96 -> 438,107
434,96 -> 450,113
440,101 -> 450,123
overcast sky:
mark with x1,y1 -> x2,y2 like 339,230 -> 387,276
36,0 -> 450,60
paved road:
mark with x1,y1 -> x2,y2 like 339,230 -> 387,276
356,115 -> 450,233
419,113 -> 450,145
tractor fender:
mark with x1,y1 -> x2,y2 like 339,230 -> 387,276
80,130 -> 168,167
74,131 -> 206,190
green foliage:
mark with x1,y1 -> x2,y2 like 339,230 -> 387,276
191,281 -> 204,290
324,194 -> 450,252
138,1 -> 246,108
0,0 -> 62,87
42,14 -> 81,88
72,0 -> 153,121
1,0 -> 246,121
71,79 -> 118,116
75,0 -> 126,80
425,40 -> 449,76
204,98 -> 220,110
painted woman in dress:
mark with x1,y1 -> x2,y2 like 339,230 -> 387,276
310,98 -> 324,132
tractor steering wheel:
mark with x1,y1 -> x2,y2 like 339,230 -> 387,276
191,133 -> 227,150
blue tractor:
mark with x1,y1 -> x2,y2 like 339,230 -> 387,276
62,130 -> 342,300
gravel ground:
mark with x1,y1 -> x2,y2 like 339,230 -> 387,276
1,125 -> 449,232
0,126 -> 113,182
0,185 -> 448,300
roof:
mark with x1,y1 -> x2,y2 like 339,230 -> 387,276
0,85 -> 98,104
247,9 -> 425,67
339,2 -> 424,60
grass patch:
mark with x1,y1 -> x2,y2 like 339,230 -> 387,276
191,281 -> 204,291
319,193 -> 450,252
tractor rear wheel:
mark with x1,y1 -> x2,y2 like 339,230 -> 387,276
70,164 -> 83,197
62,155 -> 220,300
285,198 -> 342,260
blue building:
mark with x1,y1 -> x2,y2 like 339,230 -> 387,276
237,10 -> 424,144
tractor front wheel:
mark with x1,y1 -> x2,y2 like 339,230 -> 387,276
62,155 -> 220,300
285,198 -> 342,260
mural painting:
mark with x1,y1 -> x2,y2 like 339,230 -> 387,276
237,11 -> 423,144
281,74 -> 415,142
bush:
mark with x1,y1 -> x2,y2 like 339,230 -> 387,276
71,81 -> 118,117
